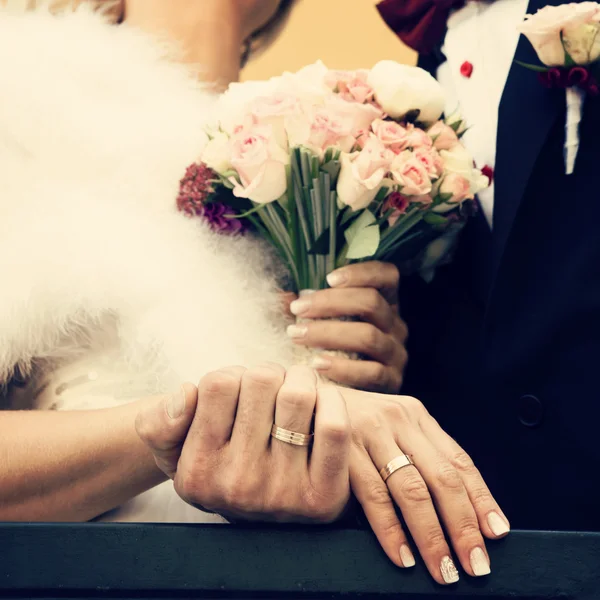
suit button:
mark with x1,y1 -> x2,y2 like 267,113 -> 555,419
518,395 -> 544,427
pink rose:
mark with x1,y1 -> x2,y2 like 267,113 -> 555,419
427,121 -> 459,150
229,125 -> 289,204
390,150 -> 433,196
326,95 -> 384,136
518,3 -> 600,65
404,123 -> 434,149
414,147 -> 444,178
249,93 -> 302,147
371,119 -> 409,153
325,69 -> 375,104
438,172 -> 472,204
286,105 -> 356,155
337,135 -> 394,210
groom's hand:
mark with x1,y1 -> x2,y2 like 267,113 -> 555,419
288,261 -> 408,393
135,365 -> 351,523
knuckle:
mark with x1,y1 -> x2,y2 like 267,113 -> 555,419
243,364 -> 284,389
449,451 -> 476,473
382,401 -> 411,425
434,463 -> 464,492
378,513 -> 405,540
360,289 -> 383,318
221,474 -> 261,513
174,468 -> 207,506
386,263 -> 401,289
278,385 -> 316,412
365,481 -> 393,507
399,472 -> 431,504
362,325 -> 384,355
200,370 -> 240,397
322,420 -> 351,446
422,528 -> 448,553
370,362 -> 389,388
454,516 -> 483,541
468,484 -> 493,508
403,395 -> 425,413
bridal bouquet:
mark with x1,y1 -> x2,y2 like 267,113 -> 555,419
177,60 -> 488,291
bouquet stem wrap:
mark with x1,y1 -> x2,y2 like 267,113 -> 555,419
565,86 -> 584,175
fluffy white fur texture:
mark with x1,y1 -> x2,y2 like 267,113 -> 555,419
0,2 -> 295,398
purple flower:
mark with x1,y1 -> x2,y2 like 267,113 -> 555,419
176,163 -> 217,216
201,202 -> 246,235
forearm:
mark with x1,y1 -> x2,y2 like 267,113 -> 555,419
123,0 -> 243,89
0,397 -> 166,521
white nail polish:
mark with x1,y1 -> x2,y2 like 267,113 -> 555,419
440,556 -> 459,584
289,298 -> 311,316
487,512 -> 510,537
470,547 -> 490,576
399,544 -> 416,568
287,324 -> 308,339
326,271 -> 347,287
166,386 -> 186,419
310,356 -> 331,370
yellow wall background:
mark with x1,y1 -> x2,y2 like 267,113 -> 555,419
242,0 -> 416,81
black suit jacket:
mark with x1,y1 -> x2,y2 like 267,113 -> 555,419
400,0 -> 600,531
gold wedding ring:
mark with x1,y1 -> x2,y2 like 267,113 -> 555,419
379,454 -> 414,483
270,424 -> 314,447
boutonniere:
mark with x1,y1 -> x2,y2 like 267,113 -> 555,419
517,3 -> 600,175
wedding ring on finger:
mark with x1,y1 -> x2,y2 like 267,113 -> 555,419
379,454 -> 414,483
270,424 -> 314,447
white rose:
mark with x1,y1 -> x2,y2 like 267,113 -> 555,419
229,125 -> 289,204
201,132 -> 232,174
444,110 -> 468,136
518,3 -> 600,66
336,136 -> 393,211
367,61 -> 445,124
440,145 -> 489,196
218,78 -> 280,133
563,21 -> 600,64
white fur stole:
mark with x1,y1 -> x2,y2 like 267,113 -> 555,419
0,2 -> 295,400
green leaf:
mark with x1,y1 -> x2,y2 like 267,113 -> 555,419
436,192 -> 454,203
423,213 -> 449,226
344,210 -> 376,246
514,59 -> 549,73
346,225 -> 380,259
561,32 -> 576,67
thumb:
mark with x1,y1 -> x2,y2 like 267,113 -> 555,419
135,383 -> 198,479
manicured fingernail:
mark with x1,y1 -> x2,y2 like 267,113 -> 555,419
166,386 -> 186,419
290,298 -> 311,316
326,270 -> 347,287
399,544 -> 416,568
299,289 -> 316,297
287,324 -> 307,339
310,356 -> 331,371
470,547 -> 490,576
487,511 -> 510,537
440,556 -> 459,584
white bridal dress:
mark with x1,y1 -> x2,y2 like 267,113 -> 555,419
0,2 -> 296,522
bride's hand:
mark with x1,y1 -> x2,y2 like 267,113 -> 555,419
341,387 -> 510,585
135,365 -> 350,523
287,261 -> 408,393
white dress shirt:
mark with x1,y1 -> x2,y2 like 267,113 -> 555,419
437,0 -> 529,227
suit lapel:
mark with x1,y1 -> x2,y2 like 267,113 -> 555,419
490,0 -> 571,277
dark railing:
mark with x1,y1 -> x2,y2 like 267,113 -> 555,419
1,524 -> 599,599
